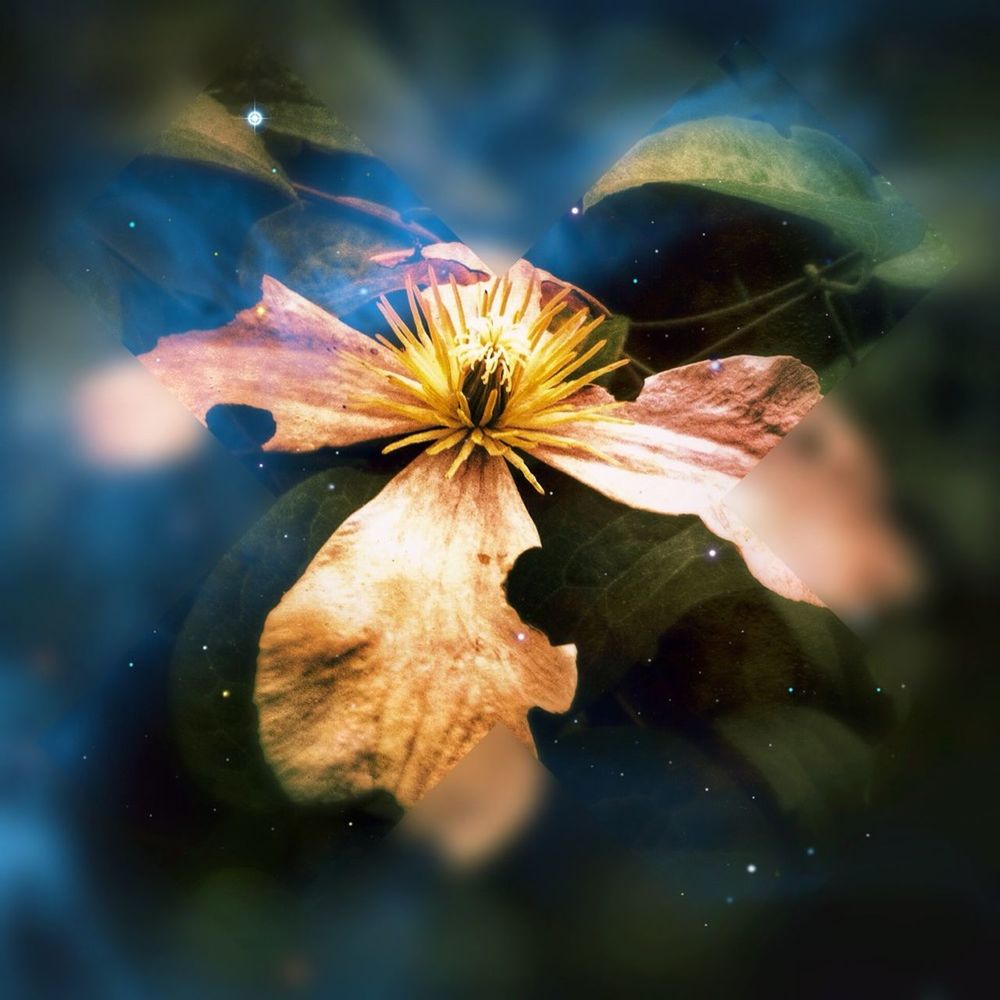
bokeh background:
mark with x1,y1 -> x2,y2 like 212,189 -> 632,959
4,1 -> 1000,996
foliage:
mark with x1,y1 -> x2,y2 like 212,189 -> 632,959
584,115 -> 925,262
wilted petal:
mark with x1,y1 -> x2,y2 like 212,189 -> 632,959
254,450 -> 577,808
532,355 -> 823,602
137,276 -> 424,453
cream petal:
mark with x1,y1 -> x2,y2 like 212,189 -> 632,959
137,276 -> 423,453
532,355 -> 823,603
254,450 -> 577,808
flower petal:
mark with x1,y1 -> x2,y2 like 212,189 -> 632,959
368,240 -> 492,291
254,450 -> 577,808
726,399 -> 923,619
137,276 -> 423,452
531,355 -> 823,602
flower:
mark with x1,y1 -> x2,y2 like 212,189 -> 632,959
138,242 -> 821,808
355,251 -> 630,493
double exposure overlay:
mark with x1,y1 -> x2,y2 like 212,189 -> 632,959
53,51 -> 942,841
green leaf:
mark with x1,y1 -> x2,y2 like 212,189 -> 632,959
508,477 -> 759,701
616,589 -> 885,836
258,100 -> 371,158
238,202 -> 418,316
583,116 -> 925,262
146,93 -> 295,197
873,226 -> 957,288
510,471 -> 887,837
713,706 -> 874,833
208,59 -> 372,158
171,463 -> 393,811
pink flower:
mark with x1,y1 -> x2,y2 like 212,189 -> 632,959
138,242 -> 821,807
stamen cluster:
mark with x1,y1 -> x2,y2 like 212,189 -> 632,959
358,270 -> 628,492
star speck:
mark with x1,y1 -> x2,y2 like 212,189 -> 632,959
245,103 -> 267,131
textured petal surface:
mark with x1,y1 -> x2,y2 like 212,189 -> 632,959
254,450 -> 577,808
532,355 -> 823,602
137,276 -> 422,452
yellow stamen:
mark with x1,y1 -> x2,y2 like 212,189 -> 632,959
364,269 -> 633,490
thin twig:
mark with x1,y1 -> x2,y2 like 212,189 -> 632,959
624,352 -> 656,376
682,288 -> 815,364
631,251 -> 861,330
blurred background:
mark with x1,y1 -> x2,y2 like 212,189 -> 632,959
4,1 -> 1000,996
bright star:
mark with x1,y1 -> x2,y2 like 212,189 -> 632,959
245,103 -> 266,132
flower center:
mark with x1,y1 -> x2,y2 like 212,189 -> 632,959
456,316 -> 530,425
357,268 -> 629,492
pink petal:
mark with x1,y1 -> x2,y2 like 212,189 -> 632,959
254,450 -> 577,808
532,355 -> 823,603
726,398 -> 923,620
137,276 -> 423,453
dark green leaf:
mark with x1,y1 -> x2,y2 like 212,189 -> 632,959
583,116 -> 925,262
617,589 -> 886,836
171,463 -> 393,811
509,477 -> 758,701
511,471 -> 886,837
259,101 -> 371,158
713,706 -> 874,833
208,58 -> 372,158
146,93 -> 295,197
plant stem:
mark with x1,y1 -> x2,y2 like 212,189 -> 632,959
624,352 -> 656,376
683,289 -> 815,363
631,251 -> 862,330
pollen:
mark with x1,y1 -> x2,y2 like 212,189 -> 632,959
355,269 -> 629,492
